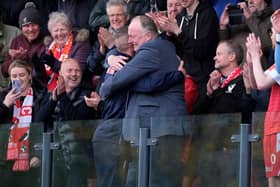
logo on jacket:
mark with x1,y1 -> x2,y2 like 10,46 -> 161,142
225,83 -> 236,93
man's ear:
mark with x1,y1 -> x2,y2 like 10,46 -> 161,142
228,52 -> 236,62
126,14 -> 130,22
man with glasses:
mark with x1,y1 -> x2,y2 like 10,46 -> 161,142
87,0 -> 130,79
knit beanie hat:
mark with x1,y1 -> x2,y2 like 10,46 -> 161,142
18,2 -> 41,28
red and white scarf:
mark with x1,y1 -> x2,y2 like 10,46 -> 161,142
220,67 -> 242,88
46,32 -> 74,91
7,88 -> 33,172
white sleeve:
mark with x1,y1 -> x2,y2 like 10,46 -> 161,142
265,64 -> 280,85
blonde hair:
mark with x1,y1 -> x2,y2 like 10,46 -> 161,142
8,59 -> 32,76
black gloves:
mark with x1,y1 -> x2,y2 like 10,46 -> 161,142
40,52 -> 56,68
31,53 -> 48,84
32,53 -> 45,73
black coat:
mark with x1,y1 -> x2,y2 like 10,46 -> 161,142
44,86 -> 97,122
205,75 -> 245,113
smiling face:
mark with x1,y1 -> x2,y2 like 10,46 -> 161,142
50,22 -> 71,47
107,5 -> 128,30
60,59 -> 82,92
128,19 -> 150,51
22,23 -> 40,42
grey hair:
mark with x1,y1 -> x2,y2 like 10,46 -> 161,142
132,15 -> 158,35
48,12 -> 72,32
106,0 -> 128,15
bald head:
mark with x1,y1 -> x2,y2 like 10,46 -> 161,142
60,58 -> 80,72
60,58 -> 82,92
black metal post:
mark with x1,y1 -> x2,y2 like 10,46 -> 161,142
34,131 -> 60,187
138,128 -> 149,187
239,123 -> 251,187
41,132 -> 52,187
231,109 -> 260,187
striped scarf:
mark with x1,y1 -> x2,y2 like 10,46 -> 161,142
6,88 -> 33,171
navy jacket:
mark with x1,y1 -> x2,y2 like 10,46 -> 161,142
100,36 -> 187,140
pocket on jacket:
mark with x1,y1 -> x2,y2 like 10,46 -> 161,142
139,104 -> 159,128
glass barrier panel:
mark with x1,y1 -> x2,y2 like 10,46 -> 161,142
48,113 -> 268,187
0,122 -> 43,187
52,119 -> 134,187
52,120 -> 98,187
149,114 -> 241,187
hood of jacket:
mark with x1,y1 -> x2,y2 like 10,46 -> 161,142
254,6 -> 274,20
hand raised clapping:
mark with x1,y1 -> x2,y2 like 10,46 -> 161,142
84,91 -> 102,111
206,70 -> 222,96
246,33 -> 262,60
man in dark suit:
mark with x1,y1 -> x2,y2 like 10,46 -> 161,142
100,15 -> 188,187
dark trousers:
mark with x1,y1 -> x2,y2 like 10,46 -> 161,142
93,141 -> 122,187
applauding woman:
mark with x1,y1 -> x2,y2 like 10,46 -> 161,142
33,12 -> 91,91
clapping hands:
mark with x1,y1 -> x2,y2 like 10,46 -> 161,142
84,91 -> 102,111
206,70 -> 222,96
98,27 -> 114,53
246,33 -> 262,62
52,75 -> 65,101
9,47 -> 28,59
271,9 -> 280,34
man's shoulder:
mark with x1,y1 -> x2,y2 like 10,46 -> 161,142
140,37 -> 173,50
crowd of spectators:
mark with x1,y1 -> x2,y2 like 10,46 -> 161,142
1,0 -> 280,186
